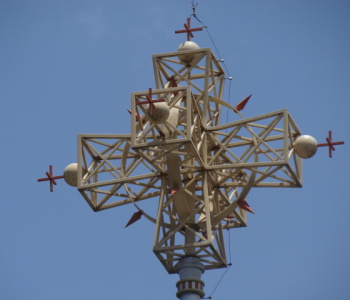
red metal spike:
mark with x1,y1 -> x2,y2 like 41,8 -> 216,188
236,94 -> 252,112
127,109 -> 144,122
169,76 -> 179,96
175,18 -> 203,41
317,130 -> 345,158
237,200 -> 255,214
37,165 -> 64,192
125,211 -> 143,228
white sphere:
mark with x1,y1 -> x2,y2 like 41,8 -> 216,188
177,41 -> 200,64
63,163 -> 79,186
294,135 -> 318,159
147,102 -> 170,123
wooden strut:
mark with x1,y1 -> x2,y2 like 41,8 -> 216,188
317,130 -> 345,158
37,165 -> 64,192
175,17 -> 203,41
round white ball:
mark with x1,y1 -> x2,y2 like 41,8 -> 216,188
63,163 -> 79,186
148,102 -> 170,123
177,41 -> 200,64
294,135 -> 318,159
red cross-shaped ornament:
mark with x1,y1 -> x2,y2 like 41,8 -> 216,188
317,131 -> 345,158
37,165 -> 64,192
136,88 -> 166,115
175,18 -> 203,41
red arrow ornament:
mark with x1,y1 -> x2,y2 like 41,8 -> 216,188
125,211 -> 143,228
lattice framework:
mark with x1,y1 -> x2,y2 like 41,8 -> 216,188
76,47 -> 303,272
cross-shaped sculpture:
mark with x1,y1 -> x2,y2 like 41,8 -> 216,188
38,19 -> 344,300
38,28 -> 344,271
75,45 -> 310,273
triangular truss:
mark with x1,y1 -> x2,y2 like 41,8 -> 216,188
207,109 -> 303,188
77,135 -> 162,211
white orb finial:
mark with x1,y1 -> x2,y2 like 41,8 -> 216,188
294,135 -> 318,159
177,41 -> 200,64
147,102 -> 170,123
63,163 -> 79,186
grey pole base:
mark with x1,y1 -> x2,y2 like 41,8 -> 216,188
175,257 -> 205,300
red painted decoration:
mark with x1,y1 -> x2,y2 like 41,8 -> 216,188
136,88 -> 166,115
237,200 -> 255,214
169,76 -> 179,96
125,211 -> 143,228
175,18 -> 203,41
170,184 -> 179,195
37,165 -> 64,192
317,130 -> 345,158
236,94 -> 252,111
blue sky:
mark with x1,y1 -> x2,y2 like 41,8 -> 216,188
1,1 -> 349,299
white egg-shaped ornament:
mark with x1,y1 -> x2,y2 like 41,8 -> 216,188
177,41 -> 200,64
294,135 -> 318,159
147,102 -> 170,123
63,163 -> 79,187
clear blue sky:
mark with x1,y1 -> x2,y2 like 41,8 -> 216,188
1,1 -> 349,299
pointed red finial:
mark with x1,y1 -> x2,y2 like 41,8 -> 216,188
236,94 -> 252,112
37,165 -> 64,192
175,18 -> 203,41
127,109 -> 144,122
237,200 -> 255,214
125,211 -> 143,228
170,184 -> 180,195
317,131 -> 344,158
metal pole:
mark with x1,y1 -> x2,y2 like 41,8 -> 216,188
175,256 -> 205,300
